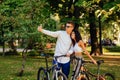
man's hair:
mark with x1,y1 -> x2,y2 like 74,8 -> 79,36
66,21 -> 75,27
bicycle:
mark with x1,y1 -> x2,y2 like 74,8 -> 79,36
70,56 -> 115,80
37,52 -> 68,80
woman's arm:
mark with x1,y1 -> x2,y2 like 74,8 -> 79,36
78,40 -> 97,65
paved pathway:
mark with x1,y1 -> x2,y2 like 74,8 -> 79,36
0,48 -> 24,52
103,52 -> 120,56
0,48 -> 119,56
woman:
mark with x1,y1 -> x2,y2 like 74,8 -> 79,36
70,30 -> 97,80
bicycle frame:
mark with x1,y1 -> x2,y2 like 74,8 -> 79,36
71,56 -> 104,80
85,60 -> 104,80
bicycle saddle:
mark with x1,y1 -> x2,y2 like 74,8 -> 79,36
97,60 -> 104,65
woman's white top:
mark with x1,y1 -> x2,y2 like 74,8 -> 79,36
73,43 -> 83,53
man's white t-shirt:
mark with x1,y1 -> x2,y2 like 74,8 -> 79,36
42,30 -> 73,63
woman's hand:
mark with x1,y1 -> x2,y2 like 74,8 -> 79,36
93,60 -> 97,65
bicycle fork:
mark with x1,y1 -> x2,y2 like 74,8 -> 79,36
52,70 -> 63,80
97,65 -> 100,80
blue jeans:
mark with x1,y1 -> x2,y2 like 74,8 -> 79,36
52,60 -> 70,78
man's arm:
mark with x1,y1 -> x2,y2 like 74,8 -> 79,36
38,25 -> 60,38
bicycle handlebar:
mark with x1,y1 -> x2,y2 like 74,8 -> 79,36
83,60 -> 104,65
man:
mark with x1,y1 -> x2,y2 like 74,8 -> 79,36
37,21 -> 74,78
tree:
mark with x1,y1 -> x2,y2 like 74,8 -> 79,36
75,0 -> 120,55
0,0 -> 56,55
14,0 -> 56,76
0,0 -> 56,75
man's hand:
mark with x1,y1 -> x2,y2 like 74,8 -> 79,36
66,53 -> 71,57
37,25 -> 43,32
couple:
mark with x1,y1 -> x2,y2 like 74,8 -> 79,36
37,21 -> 96,79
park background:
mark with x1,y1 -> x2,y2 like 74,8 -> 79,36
0,0 -> 120,80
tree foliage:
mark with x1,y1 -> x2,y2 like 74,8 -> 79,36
0,0 -> 120,55
0,0 -> 57,53
47,0 -> 120,55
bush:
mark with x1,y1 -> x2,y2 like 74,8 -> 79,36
5,50 -> 18,55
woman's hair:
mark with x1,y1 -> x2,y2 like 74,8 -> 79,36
71,30 -> 82,46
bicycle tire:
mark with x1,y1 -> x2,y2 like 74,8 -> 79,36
103,73 -> 115,80
37,67 -> 48,80
53,71 -> 68,80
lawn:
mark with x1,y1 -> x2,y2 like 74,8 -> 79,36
0,54 -> 120,80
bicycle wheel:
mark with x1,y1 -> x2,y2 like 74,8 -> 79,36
53,71 -> 68,80
37,67 -> 48,80
103,73 -> 115,80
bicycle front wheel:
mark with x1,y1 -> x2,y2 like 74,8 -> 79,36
103,73 -> 115,80
53,71 -> 68,80
37,67 -> 48,80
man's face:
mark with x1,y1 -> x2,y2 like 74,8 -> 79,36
65,23 -> 74,34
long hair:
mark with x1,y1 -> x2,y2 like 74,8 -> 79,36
71,30 -> 82,46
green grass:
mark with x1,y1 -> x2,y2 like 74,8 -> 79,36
0,56 -> 52,80
0,55 -> 120,80
103,46 -> 120,52
86,46 -> 120,55
0,46 -> 119,80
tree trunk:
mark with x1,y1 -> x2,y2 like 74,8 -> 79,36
89,11 -> 100,56
18,48 -> 27,76
1,26 -> 5,56
9,26 -> 17,54
2,41 -> 5,56
99,16 -> 103,55
8,40 -> 17,54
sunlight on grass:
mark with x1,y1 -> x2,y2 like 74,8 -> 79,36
0,55 -> 120,80
86,46 -> 120,55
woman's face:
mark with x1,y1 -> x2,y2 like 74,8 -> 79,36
71,31 -> 75,40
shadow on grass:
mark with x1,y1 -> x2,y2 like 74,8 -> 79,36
16,71 -> 34,77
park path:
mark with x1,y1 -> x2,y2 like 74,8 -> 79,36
0,48 -> 30,52
96,54 -> 120,62
0,48 -> 119,58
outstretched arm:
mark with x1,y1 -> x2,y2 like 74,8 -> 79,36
38,25 -> 60,38
78,40 -> 97,65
